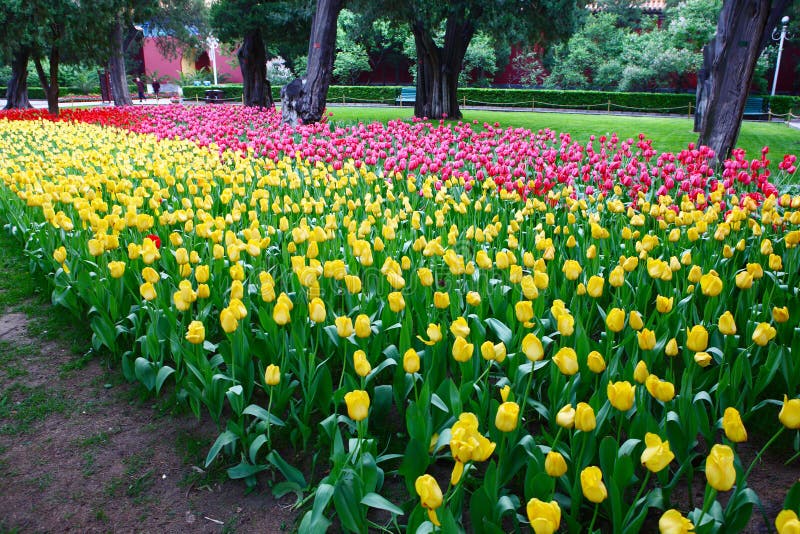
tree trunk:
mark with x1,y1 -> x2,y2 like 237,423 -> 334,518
33,50 -> 60,116
411,6 -> 477,120
108,14 -> 133,106
695,0 -> 788,163
238,31 -> 271,107
296,0 -> 343,124
4,48 -> 32,110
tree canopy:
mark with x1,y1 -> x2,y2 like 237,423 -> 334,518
210,0 -> 311,73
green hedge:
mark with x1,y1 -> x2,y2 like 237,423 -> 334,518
5,81 -> 797,116
181,84 -> 402,104
178,85 -> 799,116
454,88 -> 697,114
0,85 -> 138,99
766,95 -> 800,116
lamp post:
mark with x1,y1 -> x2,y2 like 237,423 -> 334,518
207,36 -> 220,86
770,16 -> 790,97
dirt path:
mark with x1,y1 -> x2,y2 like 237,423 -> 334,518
0,234 -> 296,533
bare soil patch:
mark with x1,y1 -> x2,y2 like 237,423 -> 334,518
0,309 -> 297,533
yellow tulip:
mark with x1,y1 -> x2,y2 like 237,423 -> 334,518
665,338 -> 679,357
526,498 -> 561,534
580,466 -> 608,503
433,291 -> 450,309
780,395 -> 800,429
587,351 -> 606,373
415,474 -> 443,527
562,259 -> 582,280
718,311 -> 737,335
659,509 -> 694,534
746,262 -> 764,279
139,282 -> 157,301
197,284 -> 210,299
185,320 -> 205,345
108,261 -> 126,279
557,313 -> 575,336
450,316 -> 471,338
606,308 -> 626,332
495,401 -> 520,432
499,385 -> 510,402
452,336 -> 474,363
686,325 -> 709,352
722,407 -> 747,442
574,402 -> 596,432
403,348 -> 420,374
418,323 -> 443,346
699,272 -> 723,296
608,265 -> 625,287
220,307 -> 238,333
640,432 -> 674,473
354,314 -> 371,338
776,510 -> 800,534
388,291 -> 405,312
515,300 -> 534,323
752,322 -> 776,346
417,268 -> 434,287
264,364 -> 281,386
142,267 -> 159,284
556,404 -> 575,429
690,351 -> 711,367
353,350 -> 372,377
522,333 -> 544,361
344,274 -> 362,294
230,280 -> 244,301
87,238 -> 104,257
544,451 -> 568,477
335,316 -> 354,338
769,253 -> 783,271
637,329 -> 656,350
656,295 -> 673,313
344,389 -> 370,421
552,347 -> 579,376
175,247 -> 190,266
773,306 -> 790,323
586,275 -> 604,298
633,360 -> 649,384
466,291 -> 481,306
646,375 -> 675,402
705,444 -> 736,491
626,310 -> 642,330
53,246 -> 67,264
607,381 -> 635,411
309,298 -> 326,323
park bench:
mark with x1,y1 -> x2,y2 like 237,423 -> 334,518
743,97 -> 766,120
204,90 -> 225,104
397,87 -> 416,106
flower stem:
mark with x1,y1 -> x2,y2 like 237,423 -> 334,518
587,502 -> 600,533
696,486 -> 717,529
742,426 -> 784,483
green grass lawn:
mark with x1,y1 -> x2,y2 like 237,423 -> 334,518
327,106 -> 800,162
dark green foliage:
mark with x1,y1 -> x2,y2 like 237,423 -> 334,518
210,0 -> 311,73
176,85 -> 800,116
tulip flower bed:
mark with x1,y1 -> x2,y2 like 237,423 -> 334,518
1,106 -> 800,533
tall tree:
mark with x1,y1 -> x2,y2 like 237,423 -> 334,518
0,0 -> 117,114
295,0 -> 344,122
3,48 -> 32,109
694,0 -> 791,163
106,0 -> 209,106
356,0 -> 577,119
211,0 -> 311,107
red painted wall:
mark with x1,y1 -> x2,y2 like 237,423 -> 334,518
141,38 -> 242,84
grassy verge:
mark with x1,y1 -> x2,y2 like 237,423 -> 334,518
326,106 -> 800,163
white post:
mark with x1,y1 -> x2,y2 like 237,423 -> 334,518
771,16 -> 790,97
207,36 -> 219,86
